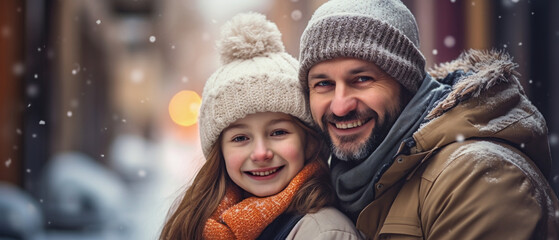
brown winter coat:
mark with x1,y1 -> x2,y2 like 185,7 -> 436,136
356,50 -> 559,239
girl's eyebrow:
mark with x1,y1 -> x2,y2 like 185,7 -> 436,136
223,123 -> 248,132
224,117 -> 292,131
268,118 -> 292,126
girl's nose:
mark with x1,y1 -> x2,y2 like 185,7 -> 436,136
250,140 -> 273,161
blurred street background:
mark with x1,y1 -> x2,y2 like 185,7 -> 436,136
1,0 -> 558,239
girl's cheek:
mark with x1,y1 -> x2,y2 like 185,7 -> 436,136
282,142 -> 305,164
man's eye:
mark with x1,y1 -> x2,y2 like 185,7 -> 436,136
315,81 -> 333,87
232,136 -> 248,142
271,130 -> 288,136
356,76 -> 373,82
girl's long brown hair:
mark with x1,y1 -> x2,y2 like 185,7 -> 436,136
159,116 -> 335,239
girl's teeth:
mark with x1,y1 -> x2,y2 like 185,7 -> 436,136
251,168 -> 278,176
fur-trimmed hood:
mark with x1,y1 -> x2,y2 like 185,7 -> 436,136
427,49 -> 522,120
414,49 -> 551,176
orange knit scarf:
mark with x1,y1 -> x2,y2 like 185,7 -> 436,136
203,161 -> 320,240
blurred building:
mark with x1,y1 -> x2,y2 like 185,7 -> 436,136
1,0 -> 558,239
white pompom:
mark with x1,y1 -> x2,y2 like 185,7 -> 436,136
218,12 -> 285,64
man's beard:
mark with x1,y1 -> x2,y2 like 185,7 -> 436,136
320,108 -> 396,162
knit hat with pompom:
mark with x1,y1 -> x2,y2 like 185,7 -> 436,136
198,12 -> 312,158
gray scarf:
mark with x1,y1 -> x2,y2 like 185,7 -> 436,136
331,74 -> 451,221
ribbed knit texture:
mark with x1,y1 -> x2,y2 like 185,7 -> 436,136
299,0 -> 426,93
199,12 -> 313,157
203,161 -> 320,240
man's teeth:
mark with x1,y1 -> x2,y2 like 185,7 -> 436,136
250,168 -> 278,176
335,120 -> 363,129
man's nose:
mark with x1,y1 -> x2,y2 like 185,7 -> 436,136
250,139 -> 273,161
330,85 -> 357,117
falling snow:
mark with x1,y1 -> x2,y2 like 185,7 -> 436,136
456,134 -> 465,142
5,158 -> 12,167
39,120 -> 46,125
27,84 -> 39,97
12,62 -> 24,76
96,19 -> 101,25
149,36 -> 156,43
503,0 -> 520,8
444,36 -> 456,48
291,10 -> 302,21
432,49 -> 438,55
131,69 -> 144,83
67,111 -> 73,117
72,63 -> 80,75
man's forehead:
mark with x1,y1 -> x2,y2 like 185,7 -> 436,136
308,58 -> 381,76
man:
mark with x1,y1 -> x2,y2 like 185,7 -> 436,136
298,0 -> 559,239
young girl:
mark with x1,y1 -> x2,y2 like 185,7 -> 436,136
159,12 -> 362,240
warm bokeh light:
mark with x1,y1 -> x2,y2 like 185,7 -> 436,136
169,90 -> 202,127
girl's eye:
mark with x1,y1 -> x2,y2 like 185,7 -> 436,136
232,136 -> 248,142
271,130 -> 288,136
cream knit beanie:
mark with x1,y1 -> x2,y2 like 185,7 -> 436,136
299,0 -> 426,93
199,12 -> 312,157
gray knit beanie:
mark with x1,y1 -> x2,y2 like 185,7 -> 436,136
299,0 -> 426,93
199,12 -> 313,158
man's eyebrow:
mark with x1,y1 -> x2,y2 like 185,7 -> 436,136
308,73 -> 329,80
309,66 -> 374,80
349,66 -> 370,75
